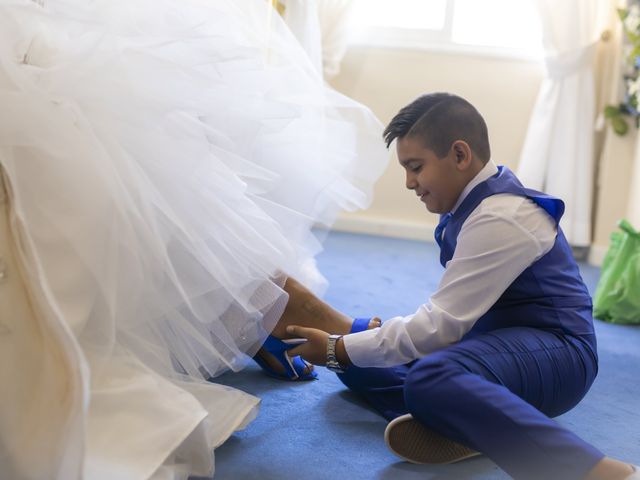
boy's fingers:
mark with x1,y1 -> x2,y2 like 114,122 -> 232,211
287,343 -> 307,357
284,325 -> 328,363
283,325 -> 311,357
286,325 -> 310,338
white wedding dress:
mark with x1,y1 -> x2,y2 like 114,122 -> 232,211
0,1 -> 387,479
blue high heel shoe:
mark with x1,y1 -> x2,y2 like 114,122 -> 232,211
253,336 -> 318,381
253,318 -> 377,380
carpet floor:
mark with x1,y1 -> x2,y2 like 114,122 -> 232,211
211,231 -> 640,480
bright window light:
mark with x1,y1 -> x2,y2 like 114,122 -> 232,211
351,0 -> 447,30
350,0 -> 542,59
452,0 -> 542,51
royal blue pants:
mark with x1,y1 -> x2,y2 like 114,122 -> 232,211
337,327 -> 604,480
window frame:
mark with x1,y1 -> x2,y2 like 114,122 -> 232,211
349,0 -> 543,62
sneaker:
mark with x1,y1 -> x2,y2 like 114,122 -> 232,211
384,414 -> 480,464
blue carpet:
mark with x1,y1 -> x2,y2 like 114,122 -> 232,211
211,231 -> 640,479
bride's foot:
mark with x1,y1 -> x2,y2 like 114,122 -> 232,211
254,316 -> 380,380
254,277 -> 381,380
253,317 -> 380,379
253,336 -> 317,381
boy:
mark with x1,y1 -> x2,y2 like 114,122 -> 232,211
286,93 -> 638,479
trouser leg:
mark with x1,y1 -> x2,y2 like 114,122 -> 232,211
403,328 -> 603,480
336,317 -> 411,420
337,362 -> 413,420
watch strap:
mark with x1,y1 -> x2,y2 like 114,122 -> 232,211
326,334 -> 344,373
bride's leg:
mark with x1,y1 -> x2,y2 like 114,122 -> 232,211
271,277 -> 380,339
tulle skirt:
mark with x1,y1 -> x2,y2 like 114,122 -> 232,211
0,0 -> 387,478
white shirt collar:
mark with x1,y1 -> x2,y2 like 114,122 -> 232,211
450,160 -> 498,214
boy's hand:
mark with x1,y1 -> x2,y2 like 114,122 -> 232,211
285,325 -> 330,366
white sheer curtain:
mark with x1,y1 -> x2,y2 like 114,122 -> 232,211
316,0 -> 354,77
281,0 -> 354,78
280,0 -> 323,73
518,0 -> 610,246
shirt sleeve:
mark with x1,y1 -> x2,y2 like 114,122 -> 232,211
342,196 -> 557,368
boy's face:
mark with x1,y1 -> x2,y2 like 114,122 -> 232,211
397,136 -> 469,214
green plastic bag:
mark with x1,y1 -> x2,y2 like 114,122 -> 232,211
593,219 -> 640,324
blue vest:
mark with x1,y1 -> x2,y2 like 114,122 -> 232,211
440,166 -> 595,340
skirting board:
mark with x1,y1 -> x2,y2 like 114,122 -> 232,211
329,214 -> 606,268
587,244 -> 607,267
330,214 -> 435,243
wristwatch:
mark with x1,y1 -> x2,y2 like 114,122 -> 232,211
326,334 -> 345,373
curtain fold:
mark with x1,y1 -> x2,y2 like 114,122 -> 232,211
518,0 -> 610,246
281,0 -> 353,78
280,0 -> 323,73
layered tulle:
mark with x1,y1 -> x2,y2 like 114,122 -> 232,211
0,0 -> 387,478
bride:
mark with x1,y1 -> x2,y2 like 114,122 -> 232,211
0,1 -> 387,479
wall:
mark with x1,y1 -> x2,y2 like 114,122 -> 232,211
328,45 -> 545,241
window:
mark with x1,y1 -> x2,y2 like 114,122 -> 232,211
350,0 -> 542,60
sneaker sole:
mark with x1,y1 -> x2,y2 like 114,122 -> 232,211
384,414 -> 480,464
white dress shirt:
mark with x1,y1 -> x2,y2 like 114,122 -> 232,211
343,161 -> 558,368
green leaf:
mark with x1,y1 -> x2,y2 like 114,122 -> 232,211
605,105 -> 622,118
629,44 -> 640,61
612,116 -> 629,135
618,8 -> 629,21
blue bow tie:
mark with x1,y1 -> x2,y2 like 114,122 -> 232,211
434,212 -> 452,247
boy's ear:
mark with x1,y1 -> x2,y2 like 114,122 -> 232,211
451,140 -> 472,169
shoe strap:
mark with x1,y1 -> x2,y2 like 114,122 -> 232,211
350,318 -> 371,334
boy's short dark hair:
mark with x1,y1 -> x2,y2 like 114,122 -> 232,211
383,93 -> 491,163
